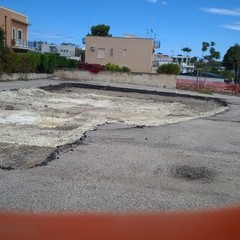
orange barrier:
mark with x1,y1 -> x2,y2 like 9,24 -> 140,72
176,78 -> 240,93
0,207 -> 240,240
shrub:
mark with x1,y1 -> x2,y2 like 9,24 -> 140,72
121,66 -> 131,72
106,62 -> 131,72
0,47 -> 15,74
77,62 -> 105,74
106,62 -> 121,71
14,53 -> 41,73
157,63 -> 180,74
0,52 -> 76,74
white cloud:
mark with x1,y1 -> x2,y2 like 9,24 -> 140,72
222,22 -> 240,31
29,31 -> 64,39
147,0 -> 167,4
29,31 -> 77,43
201,8 -> 240,16
201,7 -> 240,31
147,0 -> 158,3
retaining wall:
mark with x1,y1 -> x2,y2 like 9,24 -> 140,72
54,70 -> 177,89
0,73 -> 50,81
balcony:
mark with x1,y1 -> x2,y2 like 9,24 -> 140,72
12,39 -> 29,50
153,40 -> 161,49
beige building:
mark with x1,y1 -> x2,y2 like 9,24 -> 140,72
85,36 -> 156,73
0,6 -> 30,51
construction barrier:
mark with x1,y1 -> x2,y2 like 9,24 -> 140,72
177,77 -> 240,93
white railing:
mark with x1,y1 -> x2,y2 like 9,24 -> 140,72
13,39 -> 28,49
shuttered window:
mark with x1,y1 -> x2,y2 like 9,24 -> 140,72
97,48 -> 105,59
12,28 -> 16,39
110,48 -> 113,57
123,49 -> 127,57
17,29 -> 22,40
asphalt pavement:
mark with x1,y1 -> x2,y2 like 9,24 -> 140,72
0,79 -> 239,213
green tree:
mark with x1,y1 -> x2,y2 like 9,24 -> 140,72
198,41 -> 221,72
157,63 -> 180,74
0,28 -> 14,74
218,69 -> 234,82
201,41 -> 210,57
0,28 -> 5,73
0,28 -> 5,50
190,56 -> 198,65
88,24 -> 112,37
201,41 -> 220,62
222,44 -> 240,83
181,47 -> 192,56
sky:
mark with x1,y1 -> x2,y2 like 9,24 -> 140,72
1,0 -> 240,58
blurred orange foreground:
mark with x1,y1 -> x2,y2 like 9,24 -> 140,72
0,207 -> 240,240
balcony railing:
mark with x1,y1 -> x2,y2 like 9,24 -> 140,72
153,40 -> 161,49
12,39 -> 29,49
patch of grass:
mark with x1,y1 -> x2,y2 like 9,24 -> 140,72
197,88 -> 213,95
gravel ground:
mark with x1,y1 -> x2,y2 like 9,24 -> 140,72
0,86 -> 225,169
0,82 -> 239,213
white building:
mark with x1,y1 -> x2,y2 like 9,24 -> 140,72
29,42 -> 80,60
172,55 -> 195,73
153,53 -> 194,73
58,44 -> 76,58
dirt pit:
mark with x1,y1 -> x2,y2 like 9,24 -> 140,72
0,85 -> 227,169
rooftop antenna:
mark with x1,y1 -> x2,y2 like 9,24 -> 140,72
147,18 -> 157,39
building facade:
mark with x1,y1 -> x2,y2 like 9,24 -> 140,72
28,42 -> 79,60
0,6 -> 30,51
172,55 -> 194,73
85,36 -> 156,73
153,53 -> 195,73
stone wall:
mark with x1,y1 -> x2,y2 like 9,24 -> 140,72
54,70 -> 177,89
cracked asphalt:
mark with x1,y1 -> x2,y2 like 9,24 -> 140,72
0,79 -> 240,213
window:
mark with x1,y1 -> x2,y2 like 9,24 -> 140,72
97,48 -> 105,59
17,29 -> 22,40
110,48 -> 113,57
123,49 -> 127,58
12,28 -> 16,39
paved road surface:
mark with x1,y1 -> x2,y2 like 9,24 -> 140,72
0,79 -> 239,213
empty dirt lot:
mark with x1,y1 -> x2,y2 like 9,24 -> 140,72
0,80 -> 239,213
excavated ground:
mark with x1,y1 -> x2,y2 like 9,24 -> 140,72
0,83 -> 227,170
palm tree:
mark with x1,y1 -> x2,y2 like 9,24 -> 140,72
181,47 -> 192,57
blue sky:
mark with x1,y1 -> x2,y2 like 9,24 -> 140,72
1,0 -> 240,58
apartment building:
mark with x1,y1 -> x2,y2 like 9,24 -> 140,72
85,36 -> 158,73
0,6 -> 30,51
28,42 -> 79,60
154,53 -> 195,73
